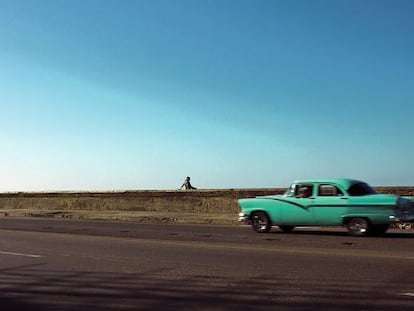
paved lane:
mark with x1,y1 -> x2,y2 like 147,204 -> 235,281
1,218 -> 414,310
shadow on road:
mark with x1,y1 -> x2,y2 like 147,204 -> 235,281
1,263 -> 414,311
0,297 -> 46,311
269,229 -> 414,238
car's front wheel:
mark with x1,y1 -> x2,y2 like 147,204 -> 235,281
347,218 -> 370,237
251,211 -> 271,233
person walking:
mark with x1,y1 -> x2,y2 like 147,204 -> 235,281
179,176 -> 197,190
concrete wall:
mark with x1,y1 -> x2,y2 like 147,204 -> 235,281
1,187 -> 413,214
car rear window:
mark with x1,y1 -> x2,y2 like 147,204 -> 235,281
347,183 -> 377,196
318,185 -> 344,196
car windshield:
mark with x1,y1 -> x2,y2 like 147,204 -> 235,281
284,184 -> 297,197
347,183 -> 377,196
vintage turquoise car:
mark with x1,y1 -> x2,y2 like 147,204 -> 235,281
238,178 -> 414,236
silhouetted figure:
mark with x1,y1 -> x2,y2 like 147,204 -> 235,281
179,176 -> 197,190
298,186 -> 312,198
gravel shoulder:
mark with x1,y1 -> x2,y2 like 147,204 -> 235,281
0,209 -> 238,225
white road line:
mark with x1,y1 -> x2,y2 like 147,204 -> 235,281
0,251 -> 42,258
400,293 -> 414,297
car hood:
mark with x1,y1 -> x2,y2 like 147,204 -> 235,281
256,194 -> 287,200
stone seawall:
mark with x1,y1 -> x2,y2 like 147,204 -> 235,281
1,187 -> 413,214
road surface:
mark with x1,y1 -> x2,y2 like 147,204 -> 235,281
1,218 -> 414,310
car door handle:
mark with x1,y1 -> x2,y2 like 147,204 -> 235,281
340,197 -> 348,200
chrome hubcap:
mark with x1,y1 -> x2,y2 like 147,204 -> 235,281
349,219 -> 367,234
253,216 -> 266,230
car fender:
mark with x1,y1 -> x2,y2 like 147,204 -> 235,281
238,198 -> 282,223
341,213 -> 392,225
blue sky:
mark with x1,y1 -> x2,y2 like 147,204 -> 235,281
0,0 -> 413,191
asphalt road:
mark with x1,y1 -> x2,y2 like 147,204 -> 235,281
1,218 -> 414,310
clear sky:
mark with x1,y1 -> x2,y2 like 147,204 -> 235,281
0,0 -> 413,191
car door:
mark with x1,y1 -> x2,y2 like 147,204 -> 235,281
280,184 -> 316,225
313,184 -> 349,225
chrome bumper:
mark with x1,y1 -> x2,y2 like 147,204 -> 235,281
238,212 -> 250,224
390,215 -> 414,223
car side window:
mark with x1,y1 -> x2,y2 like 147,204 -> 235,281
296,184 -> 314,198
318,185 -> 344,196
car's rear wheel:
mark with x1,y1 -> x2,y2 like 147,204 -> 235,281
251,211 -> 271,233
347,218 -> 370,237
279,225 -> 295,233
